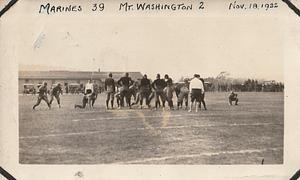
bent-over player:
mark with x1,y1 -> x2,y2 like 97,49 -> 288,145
228,91 -> 239,105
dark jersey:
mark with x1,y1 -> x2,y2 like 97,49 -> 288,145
105,78 -> 115,92
152,79 -> 167,90
38,86 -> 48,96
140,78 -> 151,88
175,84 -> 182,97
51,86 -> 62,95
165,78 -> 173,86
118,77 -> 133,87
229,93 -> 238,100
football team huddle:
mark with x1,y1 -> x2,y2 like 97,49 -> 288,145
32,72 -> 239,112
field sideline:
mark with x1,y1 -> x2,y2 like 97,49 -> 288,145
19,92 -> 284,164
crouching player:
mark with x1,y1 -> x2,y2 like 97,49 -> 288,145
228,91 -> 239,105
74,93 -> 89,109
33,82 -> 51,110
49,83 -> 63,108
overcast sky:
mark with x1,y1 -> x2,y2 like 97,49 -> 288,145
18,16 -> 283,81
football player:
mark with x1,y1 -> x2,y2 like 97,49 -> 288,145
139,74 -> 151,109
33,82 -> 51,110
84,80 -> 94,108
228,91 -> 239,105
74,93 -> 89,109
49,83 -> 63,108
188,74 -> 204,112
151,74 -> 167,110
176,79 -> 189,110
104,73 -> 116,109
117,73 -> 134,108
164,74 -> 175,110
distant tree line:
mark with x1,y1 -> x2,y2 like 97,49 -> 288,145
177,74 -> 284,92
202,77 -> 284,92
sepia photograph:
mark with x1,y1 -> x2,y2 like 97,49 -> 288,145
17,17 -> 284,165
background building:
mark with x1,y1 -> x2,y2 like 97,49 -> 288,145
19,70 -> 143,94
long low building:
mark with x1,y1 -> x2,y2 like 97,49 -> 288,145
19,70 -> 143,94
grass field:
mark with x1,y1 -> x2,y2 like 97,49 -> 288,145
19,92 -> 283,164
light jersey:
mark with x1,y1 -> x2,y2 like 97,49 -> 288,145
85,83 -> 94,94
189,78 -> 204,92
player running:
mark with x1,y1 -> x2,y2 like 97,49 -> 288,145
49,83 -> 63,108
117,73 -> 134,109
188,74 -> 204,112
33,82 -> 51,110
104,73 -> 116,109
152,74 -> 167,110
